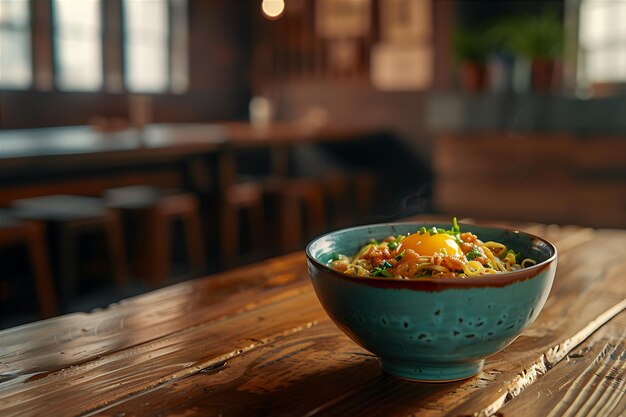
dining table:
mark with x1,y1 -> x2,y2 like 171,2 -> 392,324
1,216 -> 625,417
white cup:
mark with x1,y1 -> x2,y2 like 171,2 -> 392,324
249,96 -> 273,129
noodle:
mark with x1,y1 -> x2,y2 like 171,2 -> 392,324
464,261 -> 484,276
329,219 -> 537,279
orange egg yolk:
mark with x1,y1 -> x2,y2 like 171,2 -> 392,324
397,232 -> 462,256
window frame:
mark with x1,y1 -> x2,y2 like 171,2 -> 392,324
0,0 -> 188,95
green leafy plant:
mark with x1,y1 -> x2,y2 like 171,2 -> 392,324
453,27 -> 490,64
488,9 -> 563,60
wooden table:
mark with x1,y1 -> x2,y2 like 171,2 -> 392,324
0,124 -> 227,175
1,217 -> 625,416
0,124 -> 227,206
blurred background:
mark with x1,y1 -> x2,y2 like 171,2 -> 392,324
0,0 -> 624,328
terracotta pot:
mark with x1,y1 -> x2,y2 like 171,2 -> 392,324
531,59 -> 555,93
459,61 -> 487,93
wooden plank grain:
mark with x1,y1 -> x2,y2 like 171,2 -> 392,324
93,320 -> 440,417
0,219 -> 566,379
93,295 -> 625,417
0,252 -> 310,377
0,290 -> 327,417
83,227 -> 625,417
498,311 -> 626,417
0,223 -> 620,417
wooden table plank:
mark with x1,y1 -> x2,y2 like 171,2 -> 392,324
0,220 -> 577,377
95,265 -> 626,417
1,222 -> 623,417
94,320 -> 424,417
0,252 -> 309,377
72,227 -> 626,417
0,219 -> 553,377
0,290 -> 326,416
498,311 -> 626,417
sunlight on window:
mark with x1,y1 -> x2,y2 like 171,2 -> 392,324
579,0 -> 626,84
124,0 -> 169,93
0,0 -> 32,88
53,0 -> 103,91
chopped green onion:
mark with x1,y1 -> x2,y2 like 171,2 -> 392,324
419,227 -> 427,235
371,260 -> 394,277
394,250 -> 405,261
331,252 -> 340,261
451,217 -> 460,235
429,227 -> 438,235
371,267 -> 382,276
466,247 -> 482,261
440,248 -> 448,255
388,241 -> 398,250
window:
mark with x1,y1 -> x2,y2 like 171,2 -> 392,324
53,0 -> 103,91
578,0 -> 626,86
123,0 -> 169,93
0,0 -> 32,89
2,0 -> 187,93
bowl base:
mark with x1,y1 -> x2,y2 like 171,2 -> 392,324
379,358 -> 485,382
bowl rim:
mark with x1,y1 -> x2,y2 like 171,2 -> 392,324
306,221 -> 558,290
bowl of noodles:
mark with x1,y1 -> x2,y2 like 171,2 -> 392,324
306,219 -> 557,382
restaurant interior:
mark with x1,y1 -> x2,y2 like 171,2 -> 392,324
0,0 -> 624,329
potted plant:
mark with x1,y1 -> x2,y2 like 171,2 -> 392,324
491,10 -> 563,92
453,28 -> 489,93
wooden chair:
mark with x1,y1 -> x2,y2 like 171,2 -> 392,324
320,171 -> 376,227
0,209 -> 57,318
105,186 -> 206,286
11,195 -> 129,305
263,177 -> 326,252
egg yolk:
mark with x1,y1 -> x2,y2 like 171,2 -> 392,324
397,232 -> 462,256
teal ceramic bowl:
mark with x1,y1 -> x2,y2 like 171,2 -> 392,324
306,222 -> 557,382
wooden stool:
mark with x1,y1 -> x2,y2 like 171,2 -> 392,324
264,178 -> 326,251
220,182 -> 265,267
105,186 -> 206,286
11,195 -> 129,305
0,209 -> 58,318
